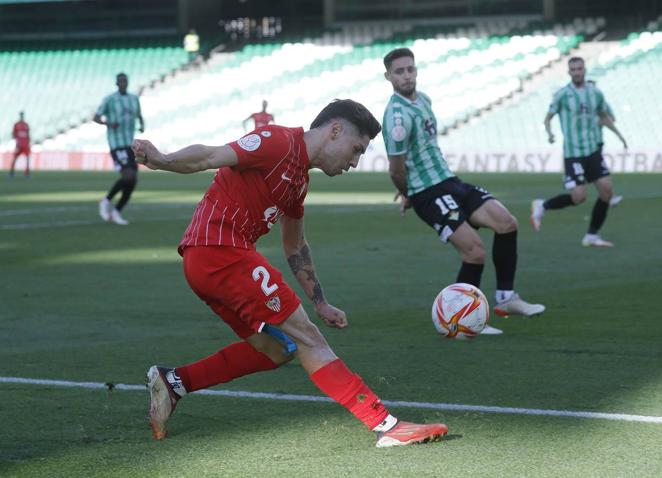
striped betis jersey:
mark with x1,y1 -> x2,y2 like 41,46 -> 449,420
549,82 -> 607,158
96,92 -> 142,150
382,91 -> 454,196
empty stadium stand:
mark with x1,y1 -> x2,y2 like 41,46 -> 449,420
35,18 -> 587,155
0,44 -> 189,149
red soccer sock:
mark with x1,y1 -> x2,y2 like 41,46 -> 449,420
176,341 -> 278,392
310,358 -> 390,429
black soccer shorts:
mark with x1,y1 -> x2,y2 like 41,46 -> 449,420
563,149 -> 610,190
110,146 -> 138,172
409,177 -> 494,243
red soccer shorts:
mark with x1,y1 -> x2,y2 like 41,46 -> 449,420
182,246 -> 301,339
15,144 -> 30,156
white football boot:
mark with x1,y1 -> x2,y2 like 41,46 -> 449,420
110,208 -> 129,225
98,198 -> 111,222
581,234 -> 614,248
530,199 -> 545,232
480,325 -> 503,335
494,293 -> 545,318
609,195 -> 623,207
146,366 -> 181,440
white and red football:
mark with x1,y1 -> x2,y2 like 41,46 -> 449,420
431,283 -> 489,340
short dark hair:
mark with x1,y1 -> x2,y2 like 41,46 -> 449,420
383,48 -> 415,70
568,57 -> 584,66
116,72 -> 128,80
310,99 -> 381,139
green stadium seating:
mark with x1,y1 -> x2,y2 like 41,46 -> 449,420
0,45 -> 188,146
29,19 -> 598,155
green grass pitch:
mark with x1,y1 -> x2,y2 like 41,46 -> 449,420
1,171 -> 661,477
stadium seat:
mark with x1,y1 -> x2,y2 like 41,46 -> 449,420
30,20 -> 593,154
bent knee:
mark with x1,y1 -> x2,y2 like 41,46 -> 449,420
571,192 -> 587,204
251,340 -> 295,366
272,352 -> 295,366
247,332 -> 296,365
598,190 -> 613,202
462,242 -> 485,264
493,214 -> 518,234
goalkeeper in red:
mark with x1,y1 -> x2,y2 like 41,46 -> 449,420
134,99 -> 448,448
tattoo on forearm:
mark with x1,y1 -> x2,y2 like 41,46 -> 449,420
287,251 -> 304,274
287,244 -> 326,304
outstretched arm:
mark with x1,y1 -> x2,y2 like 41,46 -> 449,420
281,215 -> 347,328
132,139 -> 238,173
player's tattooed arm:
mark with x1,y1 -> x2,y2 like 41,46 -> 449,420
287,242 -> 327,306
281,215 -> 348,328
281,216 -> 327,306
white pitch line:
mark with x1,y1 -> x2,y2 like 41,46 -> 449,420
2,376 -> 662,424
0,205 -> 385,230
0,203 -> 192,217
0,215 -> 194,230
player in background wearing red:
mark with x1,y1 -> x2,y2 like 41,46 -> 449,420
134,99 -> 448,448
10,112 -> 31,178
242,99 -> 275,130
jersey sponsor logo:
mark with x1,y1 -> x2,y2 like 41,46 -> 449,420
391,125 -> 406,142
237,134 -> 262,151
424,118 -> 437,137
281,172 -> 292,182
265,295 -> 282,312
260,131 -> 272,137
262,206 -> 283,229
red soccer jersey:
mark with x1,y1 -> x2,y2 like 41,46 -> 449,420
178,125 -> 310,254
251,112 -> 274,128
13,121 -> 30,146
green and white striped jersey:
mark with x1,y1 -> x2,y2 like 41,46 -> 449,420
96,92 -> 142,150
382,91 -> 454,196
549,82 -> 607,158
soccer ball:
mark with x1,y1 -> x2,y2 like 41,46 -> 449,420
431,283 -> 489,340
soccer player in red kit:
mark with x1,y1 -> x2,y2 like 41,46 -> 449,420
242,99 -> 275,130
133,99 -> 448,448
10,111 -> 31,178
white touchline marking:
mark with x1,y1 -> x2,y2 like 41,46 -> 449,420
2,376 -> 661,424
0,215 -> 193,230
0,203 -> 191,217
0,204 -> 385,230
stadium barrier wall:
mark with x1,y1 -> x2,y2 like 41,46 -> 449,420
2,149 -> 662,173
